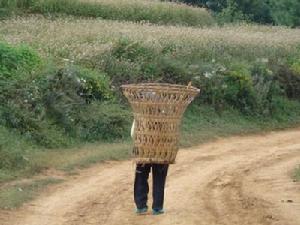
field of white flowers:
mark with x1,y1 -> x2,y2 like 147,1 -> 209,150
1,16 -> 300,64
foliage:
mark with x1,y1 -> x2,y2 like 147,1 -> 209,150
0,42 -> 40,81
178,0 -> 299,26
269,0 -> 300,27
273,58 -> 300,100
191,61 -> 282,115
77,103 -> 131,141
0,42 -> 130,146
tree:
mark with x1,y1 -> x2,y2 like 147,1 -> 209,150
269,0 -> 300,27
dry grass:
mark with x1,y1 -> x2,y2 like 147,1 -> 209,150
1,16 -> 300,64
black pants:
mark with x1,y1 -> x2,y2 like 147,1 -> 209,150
134,164 -> 169,210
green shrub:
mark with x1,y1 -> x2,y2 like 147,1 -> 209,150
269,0 -> 300,27
0,101 -> 71,148
101,39 -> 160,85
222,63 -> 254,113
0,42 -> 41,81
0,41 -> 122,148
0,0 -> 35,8
191,61 -> 283,115
273,59 -> 300,100
77,103 -> 131,141
215,0 -> 250,24
270,97 -> 300,122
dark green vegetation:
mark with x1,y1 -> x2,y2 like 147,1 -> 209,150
0,0 -> 215,27
180,0 -> 300,27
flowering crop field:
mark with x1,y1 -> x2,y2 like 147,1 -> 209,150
22,0 -> 214,27
1,16 -> 300,64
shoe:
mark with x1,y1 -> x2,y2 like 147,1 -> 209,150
136,207 -> 148,215
152,208 -> 164,215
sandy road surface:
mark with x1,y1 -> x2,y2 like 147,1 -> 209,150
1,128 -> 300,225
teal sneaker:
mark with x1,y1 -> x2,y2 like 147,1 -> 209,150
152,209 -> 164,215
136,207 -> 148,215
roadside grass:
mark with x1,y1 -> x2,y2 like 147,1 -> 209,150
181,103 -> 300,147
0,0 -> 214,27
2,103 -> 300,183
31,142 -> 132,172
0,178 -> 63,209
0,142 -> 132,183
293,166 -> 300,182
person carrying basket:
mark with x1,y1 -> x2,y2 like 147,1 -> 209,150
131,119 -> 168,215
122,83 -> 199,216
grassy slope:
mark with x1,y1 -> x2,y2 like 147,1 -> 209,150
1,17 -> 300,65
1,0 -> 214,27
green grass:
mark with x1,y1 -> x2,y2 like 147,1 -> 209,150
293,165 -> 300,182
0,0 -> 215,27
181,102 -> 300,147
0,141 -> 131,183
0,178 -> 63,209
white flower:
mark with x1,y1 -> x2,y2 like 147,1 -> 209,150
204,72 -> 212,78
62,58 -> 70,62
193,75 -> 201,81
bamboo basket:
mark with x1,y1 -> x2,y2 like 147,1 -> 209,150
122,83 -> 200,164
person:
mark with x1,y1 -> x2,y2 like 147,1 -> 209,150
131,120 -> 169,215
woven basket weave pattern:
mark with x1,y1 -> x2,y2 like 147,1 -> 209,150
122,83 -> 200,164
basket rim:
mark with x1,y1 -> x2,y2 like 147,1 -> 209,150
121,83 -> 200,93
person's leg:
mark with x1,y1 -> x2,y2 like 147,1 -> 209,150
134,164 -> 151,210
152,164 -> 169,212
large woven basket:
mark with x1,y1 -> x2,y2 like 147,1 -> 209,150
122,83 -> 200,164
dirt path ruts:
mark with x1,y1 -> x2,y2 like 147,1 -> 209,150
1,128 -> 300,225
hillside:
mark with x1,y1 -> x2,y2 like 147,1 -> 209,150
0,0 -> 300,189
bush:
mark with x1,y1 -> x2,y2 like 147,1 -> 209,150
77,103 -> 131,141
191,61 -> 282,115
269,0 -> 300,27
180,0 -> 300,26
0,43 -> 124,148
0,42 -> 41,81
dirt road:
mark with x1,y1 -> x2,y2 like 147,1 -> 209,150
1,128 -> 300,225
